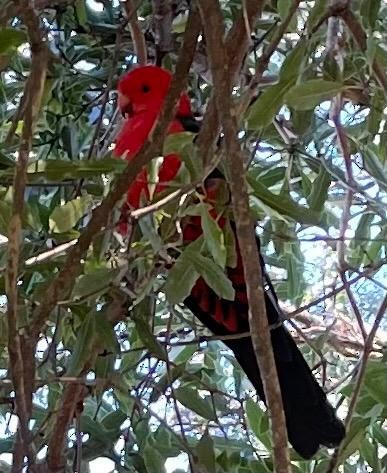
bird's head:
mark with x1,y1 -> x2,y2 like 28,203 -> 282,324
117,65 -> 191,118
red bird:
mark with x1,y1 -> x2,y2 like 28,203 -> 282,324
114,65 -> 345,459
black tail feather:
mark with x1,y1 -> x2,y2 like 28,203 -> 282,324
227,325 -> 345,459
184,258 -> 345,459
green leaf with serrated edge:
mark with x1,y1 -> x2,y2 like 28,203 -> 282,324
197,429 -> 216,473
200,203 -> 226,268
247,176 -> 322,225
49,195 -> 92,233
308,166 -> 331,212
245,399 -> 271,449
187,252 -> 235,301
285,80 -> 344,110
66,311 -> 96,376
175,386 -> 217,421
0,28 -> 27,55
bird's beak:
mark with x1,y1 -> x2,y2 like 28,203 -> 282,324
118,92 -> 133,118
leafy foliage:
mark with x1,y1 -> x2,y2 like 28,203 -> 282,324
0,1 -> 386,472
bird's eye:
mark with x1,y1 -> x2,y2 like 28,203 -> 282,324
141,84 -> 151,93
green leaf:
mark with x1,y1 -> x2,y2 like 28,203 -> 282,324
72,268 -> 119,300
95,310 -> 120,354
247,39 -> 307,129
285,250 -> 303,301
0,151 -> 15,170
224,219 -> 237,268
49,196 -> 92,233
0,202 -> 12,236
361,146 -> 387,191
279,38 -> 307,83
277,0 -> 297,31
187,252 -> 235,301
67,311 -> 96,376
348,213 -> 374,267
197,429 -> 216,473
247,81 -> 292,129
163,132 -> 201,180
19,158 -> 126,182
134,318 -> 167,361
175,386 -> 217,421
245,399 -> 271,449
285,80 -> 344,110
75,0 -> 88,28
306,0 -> 328,31
164,248 -> 200,305
338,418 -> 369,464
360,0 -> 381,29
247,176 -> 322,225
308,166 -> 331,212
0,28 -> 27,55
143,444 -> 166,473
200,204 -> 226,268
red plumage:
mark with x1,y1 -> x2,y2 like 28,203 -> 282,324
114,65 -> 345,459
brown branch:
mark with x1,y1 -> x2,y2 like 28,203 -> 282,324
238,0 -> 302,115
123,0 -> 147,65
196,0 -> 265,167
153,0 -> 174,63
29,6 -> 201,341
46,383 -> 88,472
338,6 -> 387,93
198,2 -> 291,472
5,3 -> 49,470
325,294 -> 387,473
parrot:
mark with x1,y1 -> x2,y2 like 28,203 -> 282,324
114,65 -> 345,459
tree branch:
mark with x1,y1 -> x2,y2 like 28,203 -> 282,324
198,2 -> 291,472
5,3 -> 49,469
338,5 -> 387,93
123,0 -> 147,65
